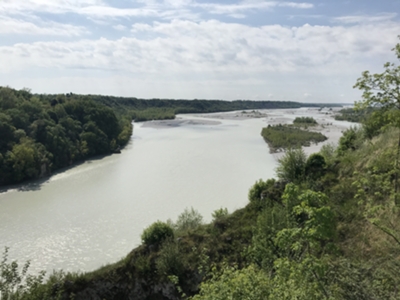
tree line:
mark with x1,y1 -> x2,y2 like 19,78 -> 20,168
0,87 -> 132,186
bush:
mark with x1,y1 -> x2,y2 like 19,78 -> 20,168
212,208 -> 229,222
156,240 -> 185,277
305,153 -> 326,181
293,117 -> 317,125
174,207 -> 203,233
337,126 -> 363,156
248,179 -> 285,210
141,221 -> 174,245
276,148 -> 307,183
248,179 -> 271,206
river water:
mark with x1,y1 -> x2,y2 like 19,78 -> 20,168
0,109 -> 352,275
0,112 -> 278,275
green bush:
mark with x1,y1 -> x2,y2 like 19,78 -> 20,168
156,240 -> 185,277
305,153 -> 326,181
212,208 -> 229,222
293,116 -> 317,125
276,148 -> 307,183
174,207 -> 203,234
141,221 -> 174,245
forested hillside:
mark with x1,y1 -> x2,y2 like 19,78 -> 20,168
0,87 -> 133,186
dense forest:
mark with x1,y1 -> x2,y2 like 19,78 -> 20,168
0,87 -> 133,186
2,42 -> 400,300
0,87 -> 333,187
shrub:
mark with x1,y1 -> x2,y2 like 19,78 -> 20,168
141,221 -> 174,245
305,153 -> 326,181
276,148 -> 307,183
212,208 -> 229,222
293,117 -> 317,125
156,240 -> 185,277
174,207 -> 203,233
248,179 -> 285,210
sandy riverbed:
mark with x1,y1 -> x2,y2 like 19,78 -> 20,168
140,107 -> 354,160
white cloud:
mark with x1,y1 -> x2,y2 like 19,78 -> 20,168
1,20 -> 398,74
0,16 -> 88,36
1,16 -> 399,102
193,1 -> 313,17
113,24 -> 127,31
0,0 -> 313,21
334,13 -> 397,24
0,0 -> 104,15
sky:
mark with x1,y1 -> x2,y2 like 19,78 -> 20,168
0,0 -> 399,103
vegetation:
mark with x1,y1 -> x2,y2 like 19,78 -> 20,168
293,116 -> 317,126
141,221 -> 174,245
0,87 -> 133,186
261,124 -> 327,152
91,97 -> 323,122
334,107 -> 373,122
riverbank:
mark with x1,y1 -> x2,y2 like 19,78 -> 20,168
142,107 -> 352,160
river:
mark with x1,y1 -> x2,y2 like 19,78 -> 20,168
0,109 -> 351,275
0,112 -> 278,275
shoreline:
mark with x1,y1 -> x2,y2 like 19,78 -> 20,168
140,107 -> 354,160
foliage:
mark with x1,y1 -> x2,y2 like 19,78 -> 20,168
337,126 -> 364,156
211,208 -> 228,222
353,38 -> 400,205
293,116 -> 317,125
156,240 -> 185,277
261,124 -> 327,152
305,153 -> 326,181
173,207 -> 203,234
334,107 -> 374,123
141,221 -> 174,245
276,148 -> 307,183
353,40 -> 400,125
248,178 -> 285,210
0,87 -> 133,186
190,265 -> 270,300
318,143 -> 337,166
0,247 -> 63,300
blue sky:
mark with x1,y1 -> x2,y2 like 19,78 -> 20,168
0,0 -> 399,103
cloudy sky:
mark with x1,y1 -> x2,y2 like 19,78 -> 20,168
0,0 -> 399,103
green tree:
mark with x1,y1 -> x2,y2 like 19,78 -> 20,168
276,148 -> 307,183
174,207 -> 203,234
305,153 -> 326,181
141,221 -> 174,245
354,38 -> 400,204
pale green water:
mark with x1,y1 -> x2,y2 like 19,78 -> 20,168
0,113 -> 277,274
